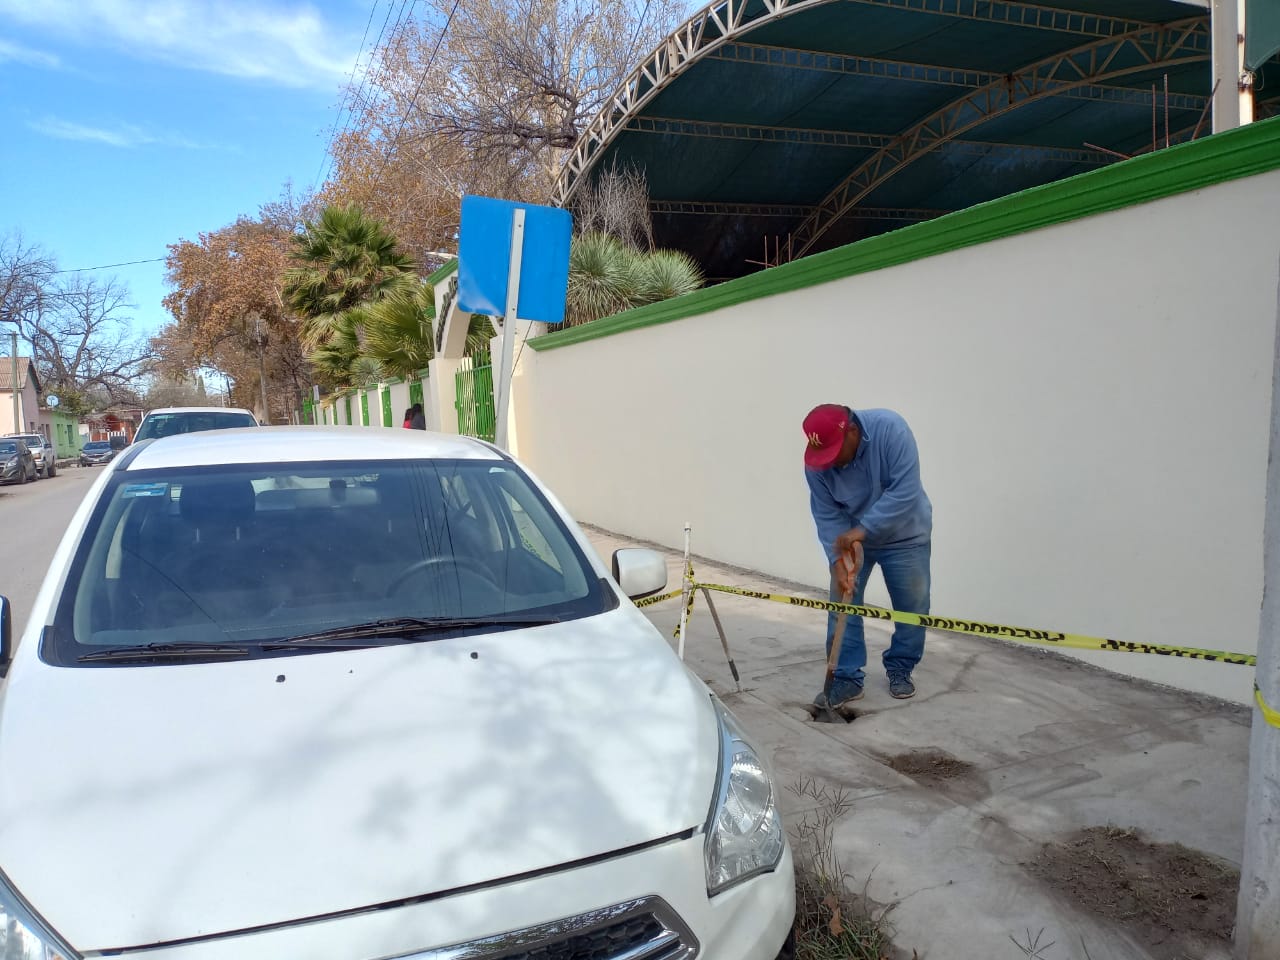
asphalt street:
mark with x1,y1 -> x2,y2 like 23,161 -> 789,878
0,464 -> 101,636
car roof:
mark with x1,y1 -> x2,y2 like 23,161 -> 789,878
142,407 -> 256,416
124,426 -> 503,470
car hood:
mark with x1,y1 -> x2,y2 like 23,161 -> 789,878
0,606 -> 718,952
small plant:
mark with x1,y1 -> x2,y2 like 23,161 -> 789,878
788,777 -> 897,960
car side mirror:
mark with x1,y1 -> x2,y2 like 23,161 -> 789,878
0,595 -> 11,679
611,548 -> 668,601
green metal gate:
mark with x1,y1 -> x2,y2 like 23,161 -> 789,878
381,387 -> 393,427
455,357 -> 496,443
360,391 -> 370,426
409,377 -> 425,409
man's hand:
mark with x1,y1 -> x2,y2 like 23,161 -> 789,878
830,541 -> 864,596
834,527 -> 867,556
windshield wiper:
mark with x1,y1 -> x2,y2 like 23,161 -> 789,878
263,615 -> 562,648
78,642 -> 251,663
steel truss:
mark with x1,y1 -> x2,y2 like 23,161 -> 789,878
554,0 -> 1173,205
649,201 -> 953,219
790,18 -> 1210,256
707,42 -> 1208,111
628,116 -> 1116,164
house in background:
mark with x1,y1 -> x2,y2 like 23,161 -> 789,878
0,356 -> 41,435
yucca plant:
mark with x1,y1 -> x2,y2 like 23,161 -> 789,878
564,231 -> 642,326
635,249 -> 704,305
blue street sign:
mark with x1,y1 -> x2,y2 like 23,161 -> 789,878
456,195 -> 571,324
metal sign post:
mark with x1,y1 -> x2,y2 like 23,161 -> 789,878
456,195 -> 570,453
495,209 -> 527,451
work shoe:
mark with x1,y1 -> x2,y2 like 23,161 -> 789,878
888,674 -> 916,699
814,678 -> 864,710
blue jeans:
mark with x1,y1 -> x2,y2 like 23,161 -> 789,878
826,542 -> 931,684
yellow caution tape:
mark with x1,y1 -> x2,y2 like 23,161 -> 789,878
637,579 -> 1257,667
634,588 -> 684,609
1256,684 -> 1280,729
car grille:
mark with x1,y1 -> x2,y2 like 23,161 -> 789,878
395,897 -> 698,960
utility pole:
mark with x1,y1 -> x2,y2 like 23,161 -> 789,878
252,313 -> 269,425
1236,285 -> 1280,958
9,333 -> 18,434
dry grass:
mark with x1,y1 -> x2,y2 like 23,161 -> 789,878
788,777 -> 899,960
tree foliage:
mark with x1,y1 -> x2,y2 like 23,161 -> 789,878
159,203 -> 310,420
1,231 -> 152,408
322,0 -> 686,236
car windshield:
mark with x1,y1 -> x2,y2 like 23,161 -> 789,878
135,412 -> 256,442
84,442 -> 110,451
48,459 -> 613,663
0,442 -> 17,455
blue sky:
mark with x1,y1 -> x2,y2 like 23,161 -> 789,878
0,1 -> 375,338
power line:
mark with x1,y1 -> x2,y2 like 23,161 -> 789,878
314,0 -> 417,193
378,0 -> 459,175
313,0 -> 384,193
52,257 -> 166,274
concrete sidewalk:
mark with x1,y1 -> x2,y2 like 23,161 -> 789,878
586,528 -> 1251,960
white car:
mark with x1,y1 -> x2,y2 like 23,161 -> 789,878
0,427 -> 795,960
133,406 -> 259,442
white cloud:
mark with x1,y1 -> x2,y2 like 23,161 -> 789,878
0,1 -> 360,90
30,115 -> 226,149
0,36 -> 61,68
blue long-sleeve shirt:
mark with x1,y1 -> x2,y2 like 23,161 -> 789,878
805,407 -> 932,564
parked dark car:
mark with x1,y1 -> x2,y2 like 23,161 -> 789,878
79,441 -> 117,466
5,432 -> 56,478
0,439 -> 38,485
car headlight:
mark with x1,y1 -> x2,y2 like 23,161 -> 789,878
0,868 -> 78,959
703,697 -> 784,895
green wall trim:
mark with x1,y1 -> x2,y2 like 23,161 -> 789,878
529,117 -> 1280,353
426,259 -> 458,286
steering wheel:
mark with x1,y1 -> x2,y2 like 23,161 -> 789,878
387,556 -> 500,596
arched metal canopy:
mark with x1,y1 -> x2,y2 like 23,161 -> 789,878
556,0 -> 1280,279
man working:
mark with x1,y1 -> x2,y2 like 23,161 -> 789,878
802,403 -> 932,707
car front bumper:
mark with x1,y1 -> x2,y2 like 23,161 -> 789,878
98,833 -> 795,960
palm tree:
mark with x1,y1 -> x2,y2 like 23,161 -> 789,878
281,204 -> 417,352
362,281 -> 496,379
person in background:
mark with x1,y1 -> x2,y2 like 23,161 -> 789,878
402,408 -> 414,429
410,403 -> 426,430
802,403 -> 933,707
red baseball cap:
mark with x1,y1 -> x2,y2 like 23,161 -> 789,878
802,404 -> 849,469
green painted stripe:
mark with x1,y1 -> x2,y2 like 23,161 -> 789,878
426,259 -> 458,285
530,117 -> 1280,353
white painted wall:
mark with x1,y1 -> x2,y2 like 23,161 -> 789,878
386,381 -> 412,426
513,169 -> 1280,703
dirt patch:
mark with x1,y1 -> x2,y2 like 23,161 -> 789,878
884,748 -> 975,782
1029,826 -> 1237,958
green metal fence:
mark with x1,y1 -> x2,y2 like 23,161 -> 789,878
455,359 -> 496,443
360,391 -> 370,426
381,387 -> 393,426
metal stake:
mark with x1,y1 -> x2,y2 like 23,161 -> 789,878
700,587 -> 741,691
